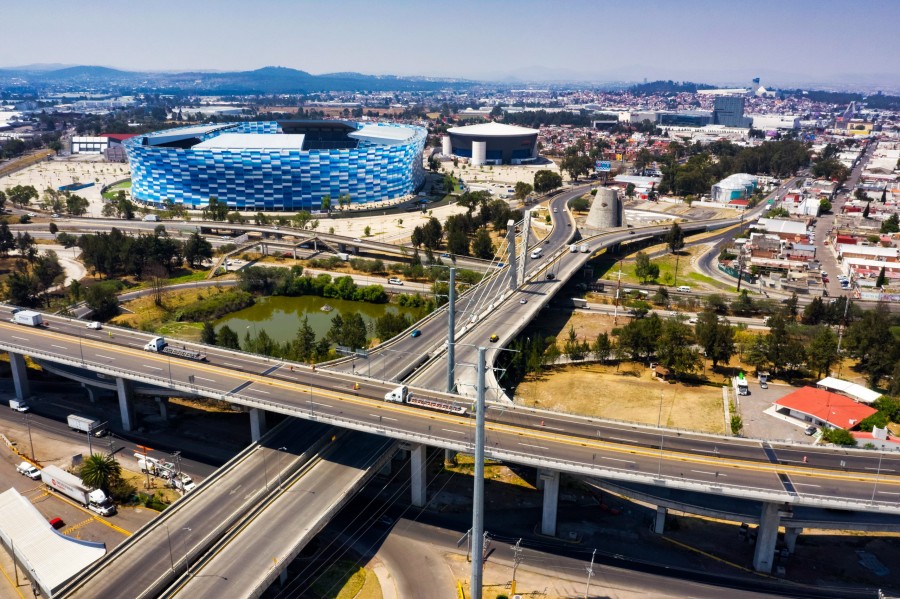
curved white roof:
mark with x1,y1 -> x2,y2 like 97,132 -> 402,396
348,124 -> 416,145
447,122 -> 539,137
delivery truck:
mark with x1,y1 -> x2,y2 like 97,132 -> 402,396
40,465 -> 116,516
11,310 -> 43,327
384,385 -> 466,415
143,336 -> 207,361
67,414 -> 107,437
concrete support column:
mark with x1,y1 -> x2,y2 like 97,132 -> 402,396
116,377 -> 135,432
654,506 -> 667,534
444,449 -> 457,465
410,444 -> 427,507
292,247 -> 297,259
249,408 -> 267,442
784,527 -> 801,554
9,352 -> 31,401
539,469 -> 560,537
752,502 -> 782,573
155,396 -> 169,420
279,568 -> 288,586
81,383 -> 100,403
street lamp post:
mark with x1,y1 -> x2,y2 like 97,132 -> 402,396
24,413 -> 35,460
164,524 -> 175,572
277,446 -> 287,489
181,527 -> 192,576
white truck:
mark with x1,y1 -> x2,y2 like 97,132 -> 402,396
579,244 -> 590,253
67,414 -> 107,437
135,453 -> 175,479
735,376 -> 750,396
569,244 -> 578,253
336,252 -> 350,261
9,399 -> 30,412
143,336 -> 208,361
530,247 -> 543,259
384,385 -> 466,415
16,461 -> 41,480
40,465 -> 116,516
11,310 -> 43,327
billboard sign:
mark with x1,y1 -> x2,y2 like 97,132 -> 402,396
595,161 -> 611,172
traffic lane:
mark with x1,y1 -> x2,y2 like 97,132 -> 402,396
172,433 -> 394,597
68,420 -> 330,599
9,323 -> 898,489
785,470 -> 895,505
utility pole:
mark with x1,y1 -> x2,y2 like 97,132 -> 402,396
510,538 -> 523,596
584,548 -> 596,599
836,297 -> 851,377
470,347 -> 487,599
613,260 -> 622,325
447,267 -> 456,393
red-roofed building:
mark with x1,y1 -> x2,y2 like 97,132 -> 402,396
773,387 -> 876,430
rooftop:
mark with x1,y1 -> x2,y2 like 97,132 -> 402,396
193,133 -> 306,150
447,122 -> 539,137
817,377 -> 883,404
775,387 -> 877,429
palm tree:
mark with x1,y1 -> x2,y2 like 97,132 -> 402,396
79,453 -> 121,491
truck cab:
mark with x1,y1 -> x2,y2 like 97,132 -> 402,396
144,337 -> 167,352
384,385 -> 408,403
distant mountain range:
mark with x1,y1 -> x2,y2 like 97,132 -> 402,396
0,65 -> 477,93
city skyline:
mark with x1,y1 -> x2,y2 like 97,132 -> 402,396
3,0 -> 899,87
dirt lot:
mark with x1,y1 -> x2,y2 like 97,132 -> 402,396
515,363 -> 726,433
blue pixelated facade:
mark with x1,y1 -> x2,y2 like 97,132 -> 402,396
124,121 -> 427,211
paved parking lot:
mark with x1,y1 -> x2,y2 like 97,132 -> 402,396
734,379 -> 818,444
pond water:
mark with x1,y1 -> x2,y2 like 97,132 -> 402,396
215,295 -> 423,344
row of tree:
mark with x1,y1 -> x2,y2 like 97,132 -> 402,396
77,228 -> 213,279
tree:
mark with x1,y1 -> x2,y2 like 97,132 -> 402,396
819,199 -> 831,213
321,194 -> 332,212
625,183 -> 636,198
745,335 -> 770,374
843,305 -> 898,387
6,185 -> 38,207
569,196 -> 590,212
695,312 -> 735,369
375,312 -> 412,340
183,232 -> 213,269
731,290 -> 755,316
806,326 -> 839,378
560,151 -> 592,181
592,332 -> 613,363
821,428 -> 857,447
862,202 -> 870,219
0,190 -> 5,211
657,318 -> 703,377
200,322 -> 217,345
327,312 -> 368,351
471,228 -> 494,259
634,251 -> 658,283
291,317 -> 317,361
665,222 -> 684,253
514,181 -> 533,200
79,454 -> 121,492
364,225 -> 371,237
533,170 -> 562,194
875,266 -> 887,288
447,228 -> 469,256
881,213 -> 900,234
217,325 -> 241,350
85,283 -> 120,320
0,221 -> 13,256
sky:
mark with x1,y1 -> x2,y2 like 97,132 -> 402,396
3,0 -> 899,86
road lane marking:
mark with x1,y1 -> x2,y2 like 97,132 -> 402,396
878,491 -> 900,495
11,336 -> 29,341
143,365 -> 163,371
866,467 -> 895,472
370,414 -> 397,421
608,437 -> 633,443
519,443 -> 549,450
223,362 -> 239,368
51,344 -> 68,350
95,354 -> 116,360
441,429 -> 466,435
691,470 -> 726,477
252,389 -> 270,394
791,483 -> 822,488
600,456 -> 635,464
195,376 -> 216,383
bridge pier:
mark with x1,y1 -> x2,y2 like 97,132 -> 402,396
9,352 -> 31,401
116,377 -> 136,432
539,469 -> 560,536
249,408 -> 267,442
753,502 -> 786,573
654,506 -> 667,534
410,444 -> 427,507
292,247 -> 297,259
155,396 -> 169,420
784,526 -> 801,554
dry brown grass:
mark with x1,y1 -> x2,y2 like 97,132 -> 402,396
516,363 -> 726,434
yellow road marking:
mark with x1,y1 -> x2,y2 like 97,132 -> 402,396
5,323 -> 900,488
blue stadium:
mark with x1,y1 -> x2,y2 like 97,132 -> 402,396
123,121 -> 427,211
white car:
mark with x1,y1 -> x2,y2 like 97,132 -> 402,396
86,321 -> 102,330
388,277 -> 403,285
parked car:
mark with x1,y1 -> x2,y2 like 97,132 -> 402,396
17,462 -> 41,480
49,517 -> 65,530
804,426 -> 818,436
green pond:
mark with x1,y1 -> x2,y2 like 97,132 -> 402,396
215,296 -> 423,344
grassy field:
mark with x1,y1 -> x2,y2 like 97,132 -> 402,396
113,286 -> 235,341
311,560 -> 378,599
515,363 -> 726,434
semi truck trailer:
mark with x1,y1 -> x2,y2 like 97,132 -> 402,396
11,310 -> 43,327
143,336 -> 207,361
40,465 -> 116,516
384,385 -> 466,415
67,414 -> 107,437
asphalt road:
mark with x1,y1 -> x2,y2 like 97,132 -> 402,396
63,419 -> 331,599
3,310 -> 900,514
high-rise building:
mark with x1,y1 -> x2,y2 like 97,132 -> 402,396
713,96 -> 752,128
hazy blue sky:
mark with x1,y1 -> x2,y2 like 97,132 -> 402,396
3,0 -> 899,85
